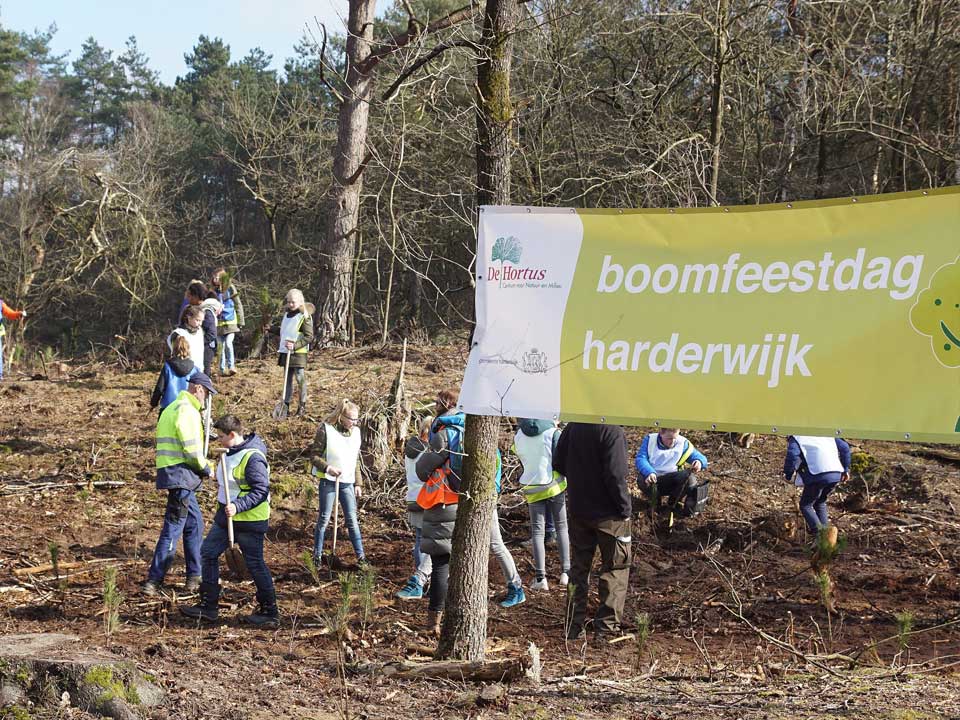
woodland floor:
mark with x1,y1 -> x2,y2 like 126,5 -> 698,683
1,344 -> 959,719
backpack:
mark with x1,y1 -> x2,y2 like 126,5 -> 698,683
431,417 -> 502,493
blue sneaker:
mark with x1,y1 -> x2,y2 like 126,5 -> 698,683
396,576 -> 424,600
500,584 -> 526,608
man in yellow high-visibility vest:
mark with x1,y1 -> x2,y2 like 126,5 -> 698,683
142,372 -> 216,596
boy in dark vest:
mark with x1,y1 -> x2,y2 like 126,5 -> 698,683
181,415 -> 278,627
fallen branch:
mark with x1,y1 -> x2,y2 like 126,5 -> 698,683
907,448 -> 960,465
14,558 -> 125,577
382,655 -> 530,682
0,480 -> 126,496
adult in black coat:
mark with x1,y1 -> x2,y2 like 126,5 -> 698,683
553,422 -> 631,641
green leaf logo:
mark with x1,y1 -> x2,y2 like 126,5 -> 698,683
491,236 -> 522,265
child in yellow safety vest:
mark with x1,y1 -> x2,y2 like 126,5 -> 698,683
513,419 -> 571,592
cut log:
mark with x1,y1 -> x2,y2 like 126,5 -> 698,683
382,655 -> 530,682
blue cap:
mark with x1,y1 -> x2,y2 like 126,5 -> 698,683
189,371 -> 218,395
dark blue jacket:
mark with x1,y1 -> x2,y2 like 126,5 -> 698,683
214,433 -> 270,533
784,437 -> 851,486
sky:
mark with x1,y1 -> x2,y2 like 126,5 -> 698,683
1,0 -> 351,84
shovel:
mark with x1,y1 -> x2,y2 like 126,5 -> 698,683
324,472 -> 349,573
272,349 -> 292,420
202,395 -> 212,457
216,449 -> 248,579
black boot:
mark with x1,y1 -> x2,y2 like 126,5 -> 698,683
244,589 -> 279,628
180,581 -> 219,622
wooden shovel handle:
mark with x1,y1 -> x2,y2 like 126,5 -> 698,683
216,451 -> 236,548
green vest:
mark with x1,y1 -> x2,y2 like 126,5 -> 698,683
156,391 -> 207,472
222,448 -> 271,522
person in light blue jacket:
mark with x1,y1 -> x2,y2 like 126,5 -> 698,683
635,428 -> 707,513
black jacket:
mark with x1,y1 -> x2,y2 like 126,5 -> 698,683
553,422 -> 630,521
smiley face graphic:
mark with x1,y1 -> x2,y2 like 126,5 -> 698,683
910,257 -> 960,369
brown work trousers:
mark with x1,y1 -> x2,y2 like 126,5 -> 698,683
565,514 -> 632,637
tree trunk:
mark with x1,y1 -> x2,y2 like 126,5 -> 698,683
707,0 -> 729,205
435,414 -> 502,661
435,0 -> 519,663
315,0 -> 376,346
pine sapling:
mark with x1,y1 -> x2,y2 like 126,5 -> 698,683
634,611 -> 652,670
327,572 -> 355,640
49,542 -> 66,612
894,611 -> 915,655
302,551 -> 321,586
103,566 -> 123,637
357,564 -> 376,637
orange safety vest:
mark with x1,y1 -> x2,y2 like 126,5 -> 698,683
416,465 -> 459,509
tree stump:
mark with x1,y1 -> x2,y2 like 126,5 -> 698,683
363,340 -> 414,479
0,633 -> 164,720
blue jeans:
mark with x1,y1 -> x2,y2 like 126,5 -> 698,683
200,522 -> 275,598
313,480 -> 364,560
147,489 -> 203,582
218,333 -> 236,371
799,481 -> 838,532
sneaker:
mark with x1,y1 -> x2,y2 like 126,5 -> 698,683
544,532 -> 558,546
500,584 -> 526,608
184,575 -> 202,593
559,572 -> 569,587
396,576 -> 424,600
530,577 -> 549,592
141,579 -> 162,597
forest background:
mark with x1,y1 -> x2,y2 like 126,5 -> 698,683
1,0 -> 958,361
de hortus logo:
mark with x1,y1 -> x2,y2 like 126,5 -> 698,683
488,236 -> 547,285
